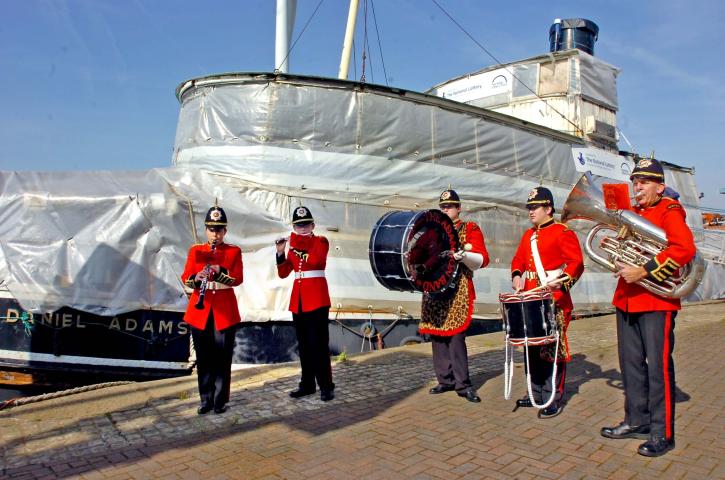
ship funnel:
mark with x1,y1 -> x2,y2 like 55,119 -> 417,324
549,18 -> 599,55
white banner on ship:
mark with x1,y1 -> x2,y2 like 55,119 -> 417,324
572,147 -> 634,182
435,69 -> 512,103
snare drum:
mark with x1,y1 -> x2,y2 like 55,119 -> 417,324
499,291 -> 557,346
369,209 -> 460,295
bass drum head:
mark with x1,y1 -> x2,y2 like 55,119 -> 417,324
369,209 -> 460,294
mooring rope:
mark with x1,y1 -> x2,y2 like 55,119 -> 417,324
0,381 -> 135,411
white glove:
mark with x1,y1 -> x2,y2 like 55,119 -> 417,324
459,251 -> 484,270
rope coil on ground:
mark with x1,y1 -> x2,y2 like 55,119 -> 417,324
0,381 -> 135,411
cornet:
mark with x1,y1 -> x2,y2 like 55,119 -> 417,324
561,173 -> 704,298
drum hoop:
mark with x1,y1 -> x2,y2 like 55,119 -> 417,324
368,210 -> 397,285
498,291 -> 553,303
508,336 -> 557,346
399,211 -> 422,281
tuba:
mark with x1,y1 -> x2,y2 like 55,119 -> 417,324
561,173 -> 705,299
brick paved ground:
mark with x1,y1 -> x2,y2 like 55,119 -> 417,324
1,301 -> 723,479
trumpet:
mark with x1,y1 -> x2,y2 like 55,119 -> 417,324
561,173 -> 705,299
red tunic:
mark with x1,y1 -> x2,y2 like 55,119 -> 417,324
612,197 -> 696,312
511,219 -> 584,362
511,219 -> 584,312
277,233 -> 331,314
458,220 -> 490,302
182,242 -> 243,331
417,220 -> 489,337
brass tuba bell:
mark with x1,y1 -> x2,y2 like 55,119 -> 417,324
561,173 -> 705,298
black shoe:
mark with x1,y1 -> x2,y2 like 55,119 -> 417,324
213,405 -> 228,414
289,388 -> 316,398
516,396 -> 534,408
197,404 -> 212,415
457,389 -> 481,403
538,403 -> 560,419
429,384 -> 455,394
601,422 -> 651,440
638,436 -> 675,457
320,390 -> 335,402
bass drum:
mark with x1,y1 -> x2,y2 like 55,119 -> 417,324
369,209 -> 460,296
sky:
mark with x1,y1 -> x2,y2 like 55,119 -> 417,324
1,0 -> 724,210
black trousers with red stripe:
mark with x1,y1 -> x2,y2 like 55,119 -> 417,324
616,309 -> 676,440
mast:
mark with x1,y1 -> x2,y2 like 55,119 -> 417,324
338,0 -> 360,79
275,0 -> 297,73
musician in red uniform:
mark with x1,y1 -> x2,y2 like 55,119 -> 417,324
182,204 -> 243,415
276,206 -> 334,402
419,189 -> 490,403
601,158 -> 696,457
510,187 -> 584,418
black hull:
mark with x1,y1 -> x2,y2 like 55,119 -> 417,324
0,297 -> 192,384
1,297 -> 502,386
232,316 -> 502,363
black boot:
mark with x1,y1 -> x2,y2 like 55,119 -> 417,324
429,384 -> 455,394
289,387 -> 316,398
600,422 -> 650,440
638,436 -> 675,457
320,390 -> 335,402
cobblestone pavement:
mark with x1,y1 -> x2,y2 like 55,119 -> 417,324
1,302 -> 723,479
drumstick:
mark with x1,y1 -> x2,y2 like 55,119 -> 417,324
524,276 -> 566,294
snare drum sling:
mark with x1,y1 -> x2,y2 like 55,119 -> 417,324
418,220 -> 489,336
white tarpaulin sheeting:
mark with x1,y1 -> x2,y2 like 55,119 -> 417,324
0,73 -> 721,320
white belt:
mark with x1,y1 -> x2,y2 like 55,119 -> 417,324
207,281 -> 233,290
294,270 -> 325,279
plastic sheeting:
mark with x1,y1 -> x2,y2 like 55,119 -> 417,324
577,51 -> 620,110
428,49 -> 619,113
0,169 -> 285,316
0,73 -> 721,321
169,73 -> 720,317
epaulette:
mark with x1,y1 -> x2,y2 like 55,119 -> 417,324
553,220 -> 571,232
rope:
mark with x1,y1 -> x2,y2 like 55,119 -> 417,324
502,302 -> 559,409
369,0 -> 388,86
429,0 -> 584,137
275,0 -> 326,73
360,0 -> 369,83
503,335 -> 514,399
0,381 -> 135,411
360,306 -> 374,352
332,306 -> 407,351
523,332 -> 559,409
